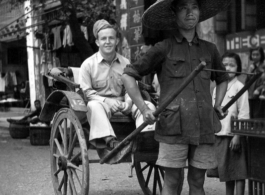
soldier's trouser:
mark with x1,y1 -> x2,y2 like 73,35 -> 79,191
86,100 -> 156,148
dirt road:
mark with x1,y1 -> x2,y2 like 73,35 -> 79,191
0,125 -> 248,195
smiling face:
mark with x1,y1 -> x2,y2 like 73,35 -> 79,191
175,0 -> 200,30
222,57 -> 238,80
96,28 -> 119,56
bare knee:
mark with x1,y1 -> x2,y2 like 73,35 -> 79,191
187,165 -> 206,189
164,168 -> 183,188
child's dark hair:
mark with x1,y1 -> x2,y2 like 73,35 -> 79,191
249,47 -> 265,63
222,52 -> 242,76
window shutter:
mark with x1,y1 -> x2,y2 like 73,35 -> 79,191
214,11 -> 228,34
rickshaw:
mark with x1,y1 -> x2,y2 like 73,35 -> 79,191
39,66 -> 184,195
40,62 -> 260,195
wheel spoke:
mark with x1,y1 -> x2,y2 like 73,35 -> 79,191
58,125 -> 67,155
54,167 -> 62,176
68,133 -> 77,159
153,167 -> 158,195
69,182 -> 73,195
55,138 -> 64,156
70,152 -> 81,163
63,170 -> 68,195
67,169 -> 78,195
67,162 -> 83,172
145,164 -> 153,187
53,154 -> 60,158
71,169 -> 82,189
156,167 -> 163,192
69,123 -> 74,151
158,167 -> 164,179
58,175 -> 64,191
63,119 -> 68,154
140,164 -> 150,173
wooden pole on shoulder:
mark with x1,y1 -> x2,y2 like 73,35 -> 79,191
100,61 -> 207,164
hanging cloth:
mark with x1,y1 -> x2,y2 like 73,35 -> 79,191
10,72 -> 17,86
0,72 -> 5,92
63,25 -> 74,47
5,72 -> 12,87
81,25 -> 88,40
52,25 -> 62,50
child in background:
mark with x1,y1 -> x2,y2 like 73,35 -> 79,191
212,52 -> 249,195
246,47 -> 265,118
253,63 -> 265,100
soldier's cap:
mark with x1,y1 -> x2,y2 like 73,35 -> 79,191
93,19 -> 113,39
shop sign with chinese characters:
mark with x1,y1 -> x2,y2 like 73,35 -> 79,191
129,0 -> 144,62
226,29 -> 265,52
116,0 -> 145,62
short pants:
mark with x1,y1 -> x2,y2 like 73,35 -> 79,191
156,142 -> 217,169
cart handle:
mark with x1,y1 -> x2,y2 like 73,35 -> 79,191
47,67 -> 80,89
99,61 -> 207,164
222,72 -> 262,112
204,68 -> 256,76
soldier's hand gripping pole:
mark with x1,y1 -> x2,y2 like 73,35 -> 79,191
99,61 -> 207,164
221,72 -> 262,113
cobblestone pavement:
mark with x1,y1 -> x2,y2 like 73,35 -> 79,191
0,111 -> 248,195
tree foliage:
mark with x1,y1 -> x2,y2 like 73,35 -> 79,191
59,0 -> 116,60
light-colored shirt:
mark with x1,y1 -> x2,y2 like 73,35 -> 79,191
213,77 -> 250,136
79,52 -> 130,102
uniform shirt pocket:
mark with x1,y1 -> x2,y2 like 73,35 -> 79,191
157,105 -> 182,135
92,80 -> 107,90
110,72 -> 125,96
166,56 -> 187,78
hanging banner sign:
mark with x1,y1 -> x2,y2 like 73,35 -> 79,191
129,6 -> 144,28
226,29 -> 265,52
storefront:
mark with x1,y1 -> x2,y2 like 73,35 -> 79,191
0,0 -> 84,110
0,0 -> 28,110
226,29 -> 265,82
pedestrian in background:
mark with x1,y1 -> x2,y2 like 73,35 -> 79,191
212,52 -> 249,195
246,47 -> 265,118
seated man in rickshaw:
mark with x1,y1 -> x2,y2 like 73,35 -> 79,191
79,19 -> 156,150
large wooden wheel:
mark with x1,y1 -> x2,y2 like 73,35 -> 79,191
135,161 -> 164,195
50,108 -> 89,195
135,161 -> 184,195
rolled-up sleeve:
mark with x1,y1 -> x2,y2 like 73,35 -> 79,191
211,45 -> 230,85
123,41 -> 167,80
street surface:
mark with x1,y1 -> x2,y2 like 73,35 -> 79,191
0,113 -> 247,195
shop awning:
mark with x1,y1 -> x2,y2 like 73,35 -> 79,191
0,0 -> 61,42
